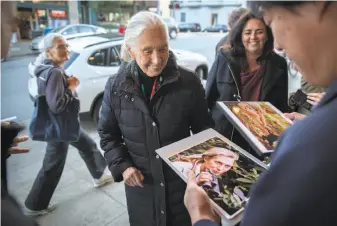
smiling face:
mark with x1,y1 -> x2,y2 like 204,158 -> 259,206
241,18 -> 267,56
262,2 -> 337,87
47,37 -> 70,65
128,24 -> 169,77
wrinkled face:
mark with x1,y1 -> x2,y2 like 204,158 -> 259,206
203,155 -> 236,175
263,3 -> 337,86
1,2 -> 17,58
241,18 -> 267,55
47,37 -> 69,65
128,25 -> 169,77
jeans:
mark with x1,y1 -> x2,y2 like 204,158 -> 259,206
25,128 -> 106,210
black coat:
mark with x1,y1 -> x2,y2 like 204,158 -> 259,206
205,50 -> 289,153
98,54 -> 212,226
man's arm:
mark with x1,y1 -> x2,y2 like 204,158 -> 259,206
98,77 -> 133,182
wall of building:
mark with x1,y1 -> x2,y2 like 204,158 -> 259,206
172,6 -> 239,30
160,0 -> 170,17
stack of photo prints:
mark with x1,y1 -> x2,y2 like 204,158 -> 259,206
156,102 -> 292,222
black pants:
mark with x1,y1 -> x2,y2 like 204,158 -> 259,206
25,128 -> 106,210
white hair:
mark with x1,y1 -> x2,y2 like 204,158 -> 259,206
120,11 -> 169,62
44,33 -> 65,51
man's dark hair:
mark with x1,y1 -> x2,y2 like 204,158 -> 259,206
228,8 -> 249,29
229,12 -> 274,70
247,1 -> 330,17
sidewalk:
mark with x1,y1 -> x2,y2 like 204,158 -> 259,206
6,128 -> 130,226
7,40 -> 38,59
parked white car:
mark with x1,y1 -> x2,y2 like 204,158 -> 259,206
30,24 -> 107,52
28,36 -> 208,123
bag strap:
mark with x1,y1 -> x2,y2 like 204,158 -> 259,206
37,66 -> 58,95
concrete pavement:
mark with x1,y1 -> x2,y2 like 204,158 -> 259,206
7,40 -> 37,59
6,121 -> 130,226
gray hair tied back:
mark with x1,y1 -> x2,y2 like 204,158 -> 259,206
120,11 -> 169,62
43,33 -> 65,52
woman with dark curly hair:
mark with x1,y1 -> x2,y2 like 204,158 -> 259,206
206,12 -> 289,154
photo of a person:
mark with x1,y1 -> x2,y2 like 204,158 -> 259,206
168,137 -> 266,218
228,102 -> 291,150
172,147 -> 239,195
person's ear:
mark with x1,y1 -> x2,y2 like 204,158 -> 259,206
127,45 -> 135,60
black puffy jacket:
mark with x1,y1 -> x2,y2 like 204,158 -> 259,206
98,53 -> 212,226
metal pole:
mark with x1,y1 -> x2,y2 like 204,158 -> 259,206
157,0 -> 161,15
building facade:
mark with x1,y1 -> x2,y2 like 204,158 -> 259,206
93,0 -> 157,30
169,0 -> 243,30
15,0 -> 162,40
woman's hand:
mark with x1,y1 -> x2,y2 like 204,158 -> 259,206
122,167 -> 144,187
67,76 -> 80,92
196,171 -> 213,186
307,92 -> 325,106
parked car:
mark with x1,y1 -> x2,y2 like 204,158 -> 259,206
179,23 -> 201,32
30,24 -> 108,52
28,36 -> 208,123
163,17 -> 179,39
203,24 -> 228,33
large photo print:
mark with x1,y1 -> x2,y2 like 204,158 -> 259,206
168,137 -> 266,218
219,102 -> 291,153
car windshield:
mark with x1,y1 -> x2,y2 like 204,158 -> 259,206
50,26 -> 66,33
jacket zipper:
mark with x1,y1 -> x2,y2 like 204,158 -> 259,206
227,64 -> 241,101
227,64 -> 241,141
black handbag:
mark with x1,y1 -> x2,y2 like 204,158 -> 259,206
29,66 -> 80,142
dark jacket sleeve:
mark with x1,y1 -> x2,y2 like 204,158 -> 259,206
190,76 -> 214,133
205,53 -> 221,111
194,219 -> 218,226
45,68 -> 74,114
98,77 -> 133,182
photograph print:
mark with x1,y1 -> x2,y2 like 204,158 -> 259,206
218,101 -> 292,153
168,137 -> 266,219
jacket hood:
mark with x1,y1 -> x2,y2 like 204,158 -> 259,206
34,59 -> 56,78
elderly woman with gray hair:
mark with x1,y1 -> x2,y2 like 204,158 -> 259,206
25,33 -> 113,216
98,11 -> 212,226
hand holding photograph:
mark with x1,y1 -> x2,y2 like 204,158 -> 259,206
217,101 -> 292,154
156,129 -> 268,224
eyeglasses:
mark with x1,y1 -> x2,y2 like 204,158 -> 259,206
56,44 -> 70,50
